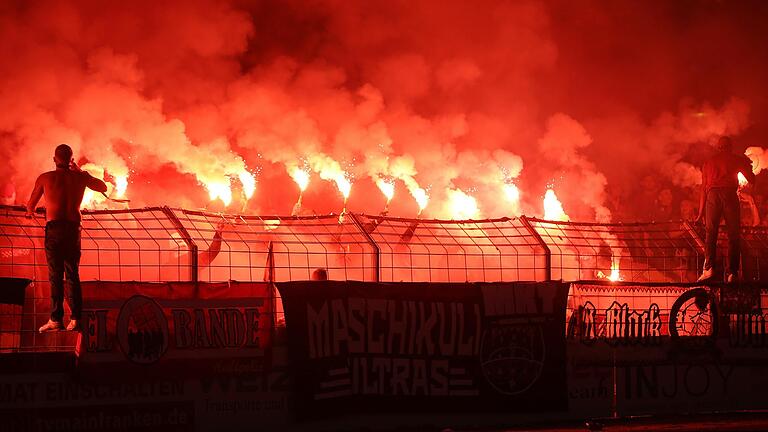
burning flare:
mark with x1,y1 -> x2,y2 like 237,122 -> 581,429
503,182 -> 522,215
543,189 -> 569,222
597,257 -> 622,282
738,172 -> 748,188
504,183 -> 520,203
608,258 -> 622,282
80,163 -> 106,209
206,181 -> 233,206
447,189 -> 479,220
308,154 -> 353,203
114,175 -> 128,198
290,167 -> 310,192
239,170 -> 256,200
376,178 -> 395,203
412,187 -> 429,215
289,166 -> 311,216
336,175 -> 352,202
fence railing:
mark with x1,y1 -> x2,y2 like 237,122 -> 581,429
2,204 -> 768,353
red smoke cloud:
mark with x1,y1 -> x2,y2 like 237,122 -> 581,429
2,0 -> 767,221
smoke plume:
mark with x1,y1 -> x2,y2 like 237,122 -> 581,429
2,0 -> 768,222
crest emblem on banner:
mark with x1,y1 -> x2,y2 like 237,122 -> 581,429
480,321 -> 546,395
116,295 -> 169,364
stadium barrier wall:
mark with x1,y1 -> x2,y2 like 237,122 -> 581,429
2,278 -> 768,431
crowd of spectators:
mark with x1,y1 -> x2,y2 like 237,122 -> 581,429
609,174 -> 768,227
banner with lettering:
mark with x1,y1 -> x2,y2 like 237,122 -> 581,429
277,280 -> 569,418
1,281 -> 290,432
565,282 -> 768,417
79,281 -> 274,365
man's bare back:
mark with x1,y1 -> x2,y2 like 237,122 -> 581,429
27,162 -> 107,223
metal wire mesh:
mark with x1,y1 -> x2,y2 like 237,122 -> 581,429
2,203 -> 768,354
528,219 -> 704,283
695,223 -> 768,282
0,205 -> 191,352
354,215 -> 548,282
169,209 -> 378,283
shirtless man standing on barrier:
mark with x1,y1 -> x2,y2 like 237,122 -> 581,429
26,144 -> 107,332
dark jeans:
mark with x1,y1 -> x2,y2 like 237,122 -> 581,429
704,187 -> 741,275
45,220 -> 82,322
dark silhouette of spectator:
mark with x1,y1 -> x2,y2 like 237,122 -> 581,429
679,199 -> 697,221
26,144 -> 107,332
696,136 -> 755,283
311,268 -> 328,281
654,189 -> 676,222
637,175 -> 662,222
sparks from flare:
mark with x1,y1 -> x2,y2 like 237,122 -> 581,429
289,166 -> 311,215
290,167 -> 310,192
376,178 -> 395,211
543,189 -> 569,222
504,183 -> 520,202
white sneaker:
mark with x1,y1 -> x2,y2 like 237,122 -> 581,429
697,268 -> 714,282
38,320 -> 63,333
66,319 -> 80,332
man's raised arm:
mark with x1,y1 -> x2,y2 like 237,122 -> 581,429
25,175 -> 44,218
743,157 -> 757,185
85,173 -> 108,193
70,160 -> 108,193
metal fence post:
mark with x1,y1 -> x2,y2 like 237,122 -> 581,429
683,221 -> 706,254
349,213 -> 381,282
161,206 -> 199,283
520,216 -> 552,282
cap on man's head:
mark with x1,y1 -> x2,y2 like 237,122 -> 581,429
54,144 -> 73,162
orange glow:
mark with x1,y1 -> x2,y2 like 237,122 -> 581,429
447,189 -> 479,220
263,219 -> 281,231
608,259 -> 622,282
114,175 -> 128,198
239,170 -> 256,199
81,189 -> 95,209
336,175 -> 352,202
738,172 -> 748,188
597,258 -> 622,282
309,155 -> 352,202
543,189 -> 569,221
503,183 -> 520,203
412,188 -> 429,214
80,163 -> 106,209
206,181 -> 232,206
376,178 -> 395,202
289,167 -> 310,192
